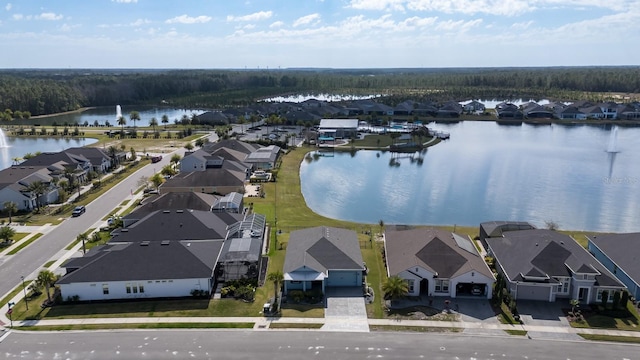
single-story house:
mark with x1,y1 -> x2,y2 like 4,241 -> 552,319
283,226 -> 365,295
487,229 -> 625,304
58,209 -> 246,301
588,233 -> 640,300
161,159 -> 248,195
212,192 -> 243,213
0,166 -> 59,211
479,221 -> 536,250
243,145 -> 280,170
318,119 -> 359,139
385,227 -> 494,299
121,192 -> 219,227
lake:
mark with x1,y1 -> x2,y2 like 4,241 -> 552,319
300,122 -> 640,233
12,106 -> 205,127
0,133 -> 98,170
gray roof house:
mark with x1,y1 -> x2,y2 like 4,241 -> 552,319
0,166 -> 59,211
162,158 -> 248,195
212,192 -> 243,213
588,233 -> 640,300
385,227 -> 494,299
283,226 -> 365,295
57,210 -> 244,301
479,221 -> 536,250
217,213 -> 267,282
243,145 -> 280,170
122,192 -> 219,227
487,229 -> 625,304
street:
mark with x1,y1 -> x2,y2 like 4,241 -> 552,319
0,330 -> 638,359
0,146 -> 184,300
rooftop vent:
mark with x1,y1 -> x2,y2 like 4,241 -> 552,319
140,241 -> 150,246
121,229 -> 129,232
161,240 -> 170,246
176,210 -> 184,213
163,210 -> 171,213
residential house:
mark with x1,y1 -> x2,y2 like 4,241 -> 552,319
283,226 -> 365,295
557,106 -> 586,120
486,229 -> 625,304
479,221 -> 536,250
318,119 -> 359,139
463,100 -> 486,113
522,102 -> 554,118
57,209 -> 245,301
437,101 -> 463,118
161,159 -> 248,195
65,147 -> 113,173
121,192 -> 219,227
20,151 -> 92,183
243,145 -> 280,170
385,227 -> 494,299
588,233 -> 640,300
0,166 -> 58,211
495,102 -> 523,119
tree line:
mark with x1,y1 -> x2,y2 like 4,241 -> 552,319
1,67 -> 639,117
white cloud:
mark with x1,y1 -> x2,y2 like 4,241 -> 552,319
293,13 -> 321,27
511,20 -> 534,30
112,0 -> 138,3
60,23 -> 80,32
12,13 -> 22,20
227,11 -> 273,22
270,21 -> 284,28
348,0 -> 634,16
165,15 -> 212,24
36,12 -> 63,21
5,3 -> 11,11
131,18 -> 151,26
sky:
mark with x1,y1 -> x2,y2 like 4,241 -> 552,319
1,0 -> 639,69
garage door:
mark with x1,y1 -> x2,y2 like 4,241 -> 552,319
326,270 -> 360,287
518,285 -> 550,301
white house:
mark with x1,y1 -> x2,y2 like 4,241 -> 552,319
384,227 -> 494,299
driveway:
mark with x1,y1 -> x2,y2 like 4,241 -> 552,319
322,287 -> 369,332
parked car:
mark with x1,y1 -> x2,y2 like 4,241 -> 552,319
72,206 -> 86,217
471,285 -> 483,296
151,155 -> 163,163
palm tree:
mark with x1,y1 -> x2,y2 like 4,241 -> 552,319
383,275 -> 409,301
237,117 -> 246,134
117,115 -> 127,135
26,180 -> 47,210
3,201 -> 18,223
161,114 -> 169,129
36,270 -> 57,303
181,114 -> 190,128
267,271 -> 284,303
77,233 -> 89,254
149,117 -> 158,133
170,154 -> 181,167
184,142 -> 194,152
0,225 -> 16,244
129,111 -> 141,128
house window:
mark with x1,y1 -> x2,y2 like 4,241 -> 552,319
133,286 -> 138,294
555,278 -> 570,294
139,284 -> 145,293
435,279 -> 449,293
126,283 -> 131,294
102,284 -> 109,295
597,290 -> 614,302
406,279 -> 415,293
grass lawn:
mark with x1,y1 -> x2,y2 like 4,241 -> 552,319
578,334 -> 640,343
18,323 -> 254,331
268,323 -> 323,329
369,325 -> 461,332
570,302 -> 640,331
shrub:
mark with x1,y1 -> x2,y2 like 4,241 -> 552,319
289,290 -> 305,303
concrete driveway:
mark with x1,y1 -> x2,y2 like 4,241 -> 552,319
322,287 -> 369,332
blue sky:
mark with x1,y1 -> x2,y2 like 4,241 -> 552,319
1,0 -> 638,68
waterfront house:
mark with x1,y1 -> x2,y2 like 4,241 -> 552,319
588,233 -> 640,300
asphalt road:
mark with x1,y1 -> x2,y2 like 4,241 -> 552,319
1,330 -> 638,359
0,147 -> 183,299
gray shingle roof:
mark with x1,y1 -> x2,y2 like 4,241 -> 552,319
589,233 -> 640,286
284,227 -> 364,274
487,229 -> 623,287
123,192 -> 218,223
57,240 -> 222,283
385,228 -> 493,279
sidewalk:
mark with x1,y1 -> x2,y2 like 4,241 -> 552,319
5,314 -> 640,339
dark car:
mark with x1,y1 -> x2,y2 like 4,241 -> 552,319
72,206 -> 86,217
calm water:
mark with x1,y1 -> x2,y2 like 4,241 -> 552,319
300,122 -> 640,233
0,133 -> 98,170
11,106 -> 205,127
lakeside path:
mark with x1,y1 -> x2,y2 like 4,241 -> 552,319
28,107 -> 95,119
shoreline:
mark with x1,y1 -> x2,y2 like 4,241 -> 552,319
29,107 -> 95,120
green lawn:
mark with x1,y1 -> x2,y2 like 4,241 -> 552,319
570,302 -> 640,331
7,233 -> 42,255
18,322 -> 254,331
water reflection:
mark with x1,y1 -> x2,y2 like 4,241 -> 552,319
300,122 -> 640,233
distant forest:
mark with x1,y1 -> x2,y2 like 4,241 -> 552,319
1,67 -> 639,117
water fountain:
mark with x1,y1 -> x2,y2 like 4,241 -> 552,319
0,128 -> 7,148
115,105 -> 122,120
606,125 -> 619,153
